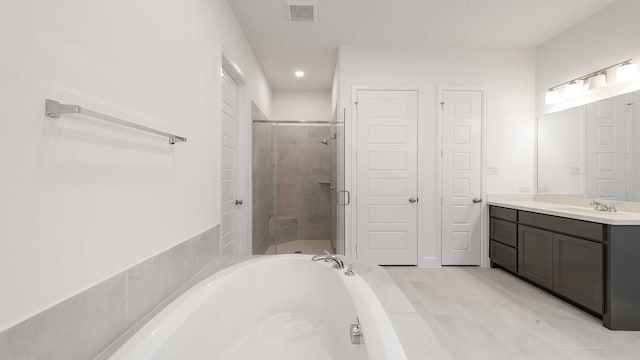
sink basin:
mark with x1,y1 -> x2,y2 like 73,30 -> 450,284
551,206 -> 621,215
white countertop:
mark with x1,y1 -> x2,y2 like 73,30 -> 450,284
488,199 -> 640,225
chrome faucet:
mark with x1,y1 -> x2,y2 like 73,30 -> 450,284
311,254 -> 345,270
590,200 -> 618,212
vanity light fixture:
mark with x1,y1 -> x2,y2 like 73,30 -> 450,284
544,59 -> 634,105
588,72 -> 607,90
295,70 -> 305,78
616,61 -> 638,83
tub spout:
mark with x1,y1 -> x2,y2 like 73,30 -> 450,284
311,255 -> 345,270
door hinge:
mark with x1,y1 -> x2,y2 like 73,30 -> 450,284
441,150 -> 443,158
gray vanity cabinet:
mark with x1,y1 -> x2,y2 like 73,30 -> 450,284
490,206 -> 606,316
518,225 -> 554,289
489,205 -> 640,329
553,234 -> 603,313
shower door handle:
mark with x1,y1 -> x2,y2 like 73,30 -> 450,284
337,190 -> 351,206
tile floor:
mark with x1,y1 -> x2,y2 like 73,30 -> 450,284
384,266 -> 640,360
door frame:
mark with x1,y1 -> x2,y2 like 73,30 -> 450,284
350,85 -> 424,265
437,86 -> 488,267
220,47 -> 251,256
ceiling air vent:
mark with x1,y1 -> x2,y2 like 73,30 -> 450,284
288,1 -> 317,23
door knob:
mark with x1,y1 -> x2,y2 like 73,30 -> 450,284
472,198 -> 483,204
235,200 -> 243,206
409,198 -> 418,203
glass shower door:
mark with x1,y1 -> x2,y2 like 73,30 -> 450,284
335,108 -> 347,255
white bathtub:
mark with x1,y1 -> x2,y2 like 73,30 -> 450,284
109,255 -> 407,360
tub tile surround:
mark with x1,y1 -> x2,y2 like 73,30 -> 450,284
126,238 -> 199,327
95,255 -> 250,360
0,274 -> 127,360
0,225 -> 220,360
487,194 -> 640,225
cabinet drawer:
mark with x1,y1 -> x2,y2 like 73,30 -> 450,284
490,218 -> 517,247
519,211 -> 603,242
490,240 -> 517,273
490,206 -> 517,222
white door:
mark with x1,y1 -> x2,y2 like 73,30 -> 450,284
356,90 -> 418,265
220,68 -> 240,255
586,96 -> 628,200
441,90 -> 482,266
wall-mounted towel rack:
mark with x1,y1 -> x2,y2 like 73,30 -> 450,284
45,99 -> 187,144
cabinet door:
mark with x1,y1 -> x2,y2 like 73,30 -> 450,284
553,234 -> 603,314
518,225 -> 554,288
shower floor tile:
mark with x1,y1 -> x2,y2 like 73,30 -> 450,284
265,239 -> 334,255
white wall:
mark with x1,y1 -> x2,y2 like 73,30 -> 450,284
271,90 -> 332,121
0,0 -> 271,331
337,46 -> 536,266
536,0 -> 640,115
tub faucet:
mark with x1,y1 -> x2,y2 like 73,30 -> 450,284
590,200 -> 617,212
311,254 -> 345,270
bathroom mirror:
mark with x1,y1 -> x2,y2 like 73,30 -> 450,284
537,90 -> 640,201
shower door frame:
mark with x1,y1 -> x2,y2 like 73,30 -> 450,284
252,119 -> 337,254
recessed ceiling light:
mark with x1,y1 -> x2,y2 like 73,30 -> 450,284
295,70 -> 305,78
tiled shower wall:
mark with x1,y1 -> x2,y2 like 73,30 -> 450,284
275,124 -> 332,242
252,123 -> 274,254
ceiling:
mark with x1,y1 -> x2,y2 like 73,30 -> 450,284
229,0 -> 616,91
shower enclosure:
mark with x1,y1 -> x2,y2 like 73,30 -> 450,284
252,117 -> 346,255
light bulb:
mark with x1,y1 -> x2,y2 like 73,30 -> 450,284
294,70 -> 305,78
545,89 -> 561,104
588,73 -> 607,90
616,62 -> 638,83
565,80 -> 584,98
